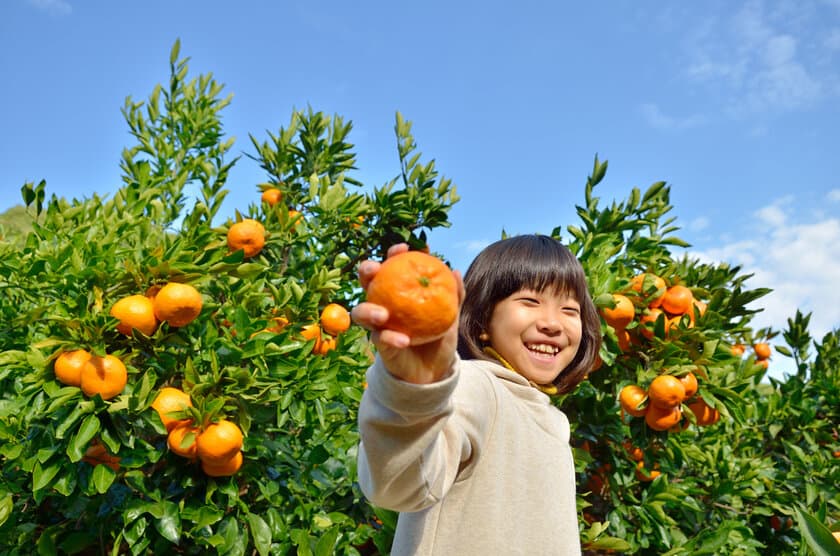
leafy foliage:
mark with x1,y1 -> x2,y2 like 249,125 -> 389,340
0,43 -> 838,555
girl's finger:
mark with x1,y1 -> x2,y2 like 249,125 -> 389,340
357,260 -> 380,290
386,242 -> 409,258
351,302 -> 388,330
376,329 -> 411,349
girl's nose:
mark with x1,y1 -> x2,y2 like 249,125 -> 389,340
536,313 -> 562,334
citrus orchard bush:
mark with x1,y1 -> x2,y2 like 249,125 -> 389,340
560,158 -> 840,554
0,42 -> 457,555
0,42 -> 838,555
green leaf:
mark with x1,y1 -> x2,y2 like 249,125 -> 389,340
92,462 -> 117,493
55,400 -> 95,440
314,527 -> 339,556
67,414 -> 101,462
32,460 -> 61,492
170,39 -> 181,66
36,529 -> 58,556
247,512 -> 272,556
182,505 -> 224,529
154,501 -> 181,545
0,492 -> 12,527
794,507 -> 840,556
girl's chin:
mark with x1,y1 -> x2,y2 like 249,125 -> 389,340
519,365 -> 562,385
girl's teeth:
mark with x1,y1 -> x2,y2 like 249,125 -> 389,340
527,343 -> 558,355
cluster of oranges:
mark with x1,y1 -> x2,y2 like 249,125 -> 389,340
225,186 -> 305,260
52,280 -> 203,401
620,372 -> 720,432
152,387 -> 244,477
732,341 -> 772,369
250,303 -> 352,355
601,273 -> 706,350
227,188 -> 351,354
54,350 -> 128,401
620,440 -> 661,482
113,281 -> 204,334
301,303 -> 352,355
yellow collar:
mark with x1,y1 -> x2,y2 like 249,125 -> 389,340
482,346 -> 558,395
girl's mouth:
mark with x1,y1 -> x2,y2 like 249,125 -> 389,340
525,342 -> 560,357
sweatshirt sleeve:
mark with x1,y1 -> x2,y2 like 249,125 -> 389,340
357,355 -> 495,512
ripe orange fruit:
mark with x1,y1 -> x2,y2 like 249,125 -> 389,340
753,342 -> 772,360
366,251 -> 459,343
54,349 -> 91,387
261,188 -> 282,206
648,375 -> 686,409
267,315 -> 289,333
320,303 -> 351,336
300,323 -> 322,352
661,285 -> 694,316
316,335 -> 337,355
167,422 -> 199,459
678,372 -> 699,400
196,419 -> 243,464
622,440 -> 644,462
629,273 -> 666,308
645,405 -> 682,431
731,343 -> 746,357
639,308 -> 665,340
635,461 -> 661,482
82,442 -> 120,471
110,294 -> 158,336
601,294 -> 635,329
288,210 -> 302,226
80,354 -> 127,400
152,387 -> 193,432
619,384 -> 648,417
686,397 -> 720,426
153,282 -> 203,327
201,450 -> 243,477
227,218 -> 266,258
616,328 -> 631,352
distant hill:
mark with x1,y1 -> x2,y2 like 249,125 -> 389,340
0,205 -> 34,242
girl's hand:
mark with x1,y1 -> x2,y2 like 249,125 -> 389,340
352,243 -> 463,384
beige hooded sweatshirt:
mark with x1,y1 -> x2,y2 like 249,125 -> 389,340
358,355 -> 581,555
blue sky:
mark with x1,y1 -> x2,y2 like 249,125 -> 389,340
2,0 -> 839,377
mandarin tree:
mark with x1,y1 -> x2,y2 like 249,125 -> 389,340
0,41 -> 457,555
557,158 -> 840,554
1,42 -> 838,556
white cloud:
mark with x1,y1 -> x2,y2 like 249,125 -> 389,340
755,203 -> 787,227
28,0 -> 72,16
828,189 -> 840,201
683,0 -> 834,116
456,239 -> 492,255
688,216 -> 710,232
640,103 -> 707,131
689,203 -> 840,378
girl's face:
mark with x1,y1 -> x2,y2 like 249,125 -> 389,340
486,287 -> 583,385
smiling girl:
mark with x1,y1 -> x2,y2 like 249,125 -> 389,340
352,235 -> 601,555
